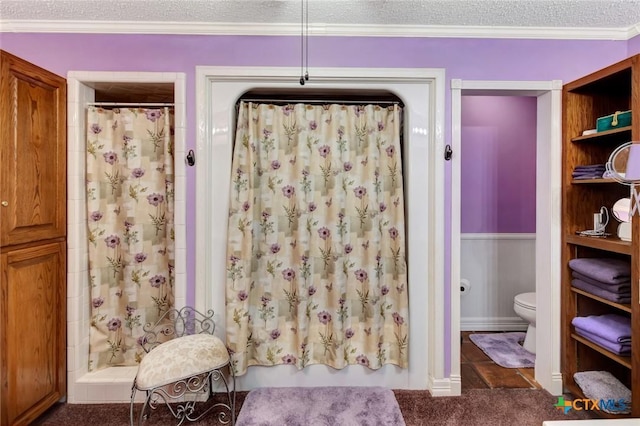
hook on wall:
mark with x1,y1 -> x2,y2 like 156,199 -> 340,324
186,149 -> 195,166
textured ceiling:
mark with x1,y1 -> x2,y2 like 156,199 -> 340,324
2,0 -> 640,30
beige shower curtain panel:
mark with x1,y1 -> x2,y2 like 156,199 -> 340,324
86,106 -> 175,370
226,101 -> 409,376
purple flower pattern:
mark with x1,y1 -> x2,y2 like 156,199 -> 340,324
87,106 -> 175,370
223,102 -> 407,374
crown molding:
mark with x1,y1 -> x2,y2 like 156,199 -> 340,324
0,19 -> 637,40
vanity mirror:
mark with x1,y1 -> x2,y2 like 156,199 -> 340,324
612,197 -> 632,241
606,142 -> 640,183
606,142 -> 640,224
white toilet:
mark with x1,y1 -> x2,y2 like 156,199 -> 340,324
513,292 -> 536,354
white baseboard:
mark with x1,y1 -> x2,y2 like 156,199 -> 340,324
428,376 -> 459,397
461,316 -> 528,332
545,372 -> 564,396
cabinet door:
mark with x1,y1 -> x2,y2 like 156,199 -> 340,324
0,242 -> 66,425
0,51 -> 66,246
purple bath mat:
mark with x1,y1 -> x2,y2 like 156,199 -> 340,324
236,386 -> 406,426
469,332 -> 535,368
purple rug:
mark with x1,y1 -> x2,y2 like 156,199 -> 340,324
236,386 -> 406,426
469,332 -> 535,368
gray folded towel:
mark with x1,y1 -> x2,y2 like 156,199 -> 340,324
573,371 -> 631,414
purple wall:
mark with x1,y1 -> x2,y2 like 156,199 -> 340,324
629,33 -> 640,55
0,32 -> 634,379
461,96 -> 537,234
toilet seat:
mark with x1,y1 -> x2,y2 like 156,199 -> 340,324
514,292 -> 536,310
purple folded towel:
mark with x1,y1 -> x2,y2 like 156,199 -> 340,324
574,164 -> 606,170
571,279 -> 631,304
571,272 -> 630,291
571,314 -> 631,343
574,327 -> 631,355
573,174 -> 606,180
568,258 -> 630,285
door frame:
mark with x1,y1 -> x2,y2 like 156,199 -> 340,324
450,79 -> 563,395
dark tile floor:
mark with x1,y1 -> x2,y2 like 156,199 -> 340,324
461,331 -> 540,390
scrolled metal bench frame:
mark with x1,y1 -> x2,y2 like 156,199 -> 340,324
129,307 -> 236,425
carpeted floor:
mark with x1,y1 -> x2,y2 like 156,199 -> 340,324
32,388 -> 595,426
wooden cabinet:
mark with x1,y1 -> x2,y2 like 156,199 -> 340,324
562,54 -> 640,417
0,50 -> 66,425
1,243 -> 66,425
0,50 -> 66,247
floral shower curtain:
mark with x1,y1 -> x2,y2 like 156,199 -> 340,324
86,106 -> 175,370
226,101 -> 408,376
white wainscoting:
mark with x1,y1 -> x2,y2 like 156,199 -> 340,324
460,233 -> 535,331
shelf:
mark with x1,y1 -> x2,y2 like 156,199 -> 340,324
571,333 -> 632,369
571,126 -> 632,143
571,178 -> 619,184
565,234 -> 632,255
571,287 -> 632,313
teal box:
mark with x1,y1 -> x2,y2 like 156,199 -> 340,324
596,110 -> 631,132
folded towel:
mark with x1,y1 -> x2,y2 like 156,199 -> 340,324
573,167 -> 605,172
571,314 -> 631,343
571,279 -> 631,304
573,174 -> 606,180
574,371 -> 631,414
572,271 -> 630,291
574,327 -> 631,355
568,258 -> 631,285
574,164 -> 606,170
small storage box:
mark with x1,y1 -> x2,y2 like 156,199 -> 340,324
596,110 -> 631,132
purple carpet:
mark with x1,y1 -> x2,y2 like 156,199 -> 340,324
236,386 -> 406,426
469,332 -> 535,368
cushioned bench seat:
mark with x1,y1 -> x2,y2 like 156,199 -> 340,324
136,334 -> 230,390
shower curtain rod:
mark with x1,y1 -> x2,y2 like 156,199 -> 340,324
240,98 -> 402,106
87,102 -> 175,107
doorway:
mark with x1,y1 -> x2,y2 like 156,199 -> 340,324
450,79 -> 563,396
65,71 -> 187,403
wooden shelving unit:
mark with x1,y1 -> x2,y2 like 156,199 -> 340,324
561,53 -> 640,418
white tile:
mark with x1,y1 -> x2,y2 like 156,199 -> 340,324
67,197 -> 86,224
175,248 -> 187,271
87,71 -> 117,82
66,80 -> 78,98
174,108 -> 186,129
67,149 -> 83,169
78,347 -> 89,374
67,103 -> 78,127
67,175 -> 83,201
174,202 -> 186,225
67,345 -> 76,372
67,272 -> 80,298
174,175 -> 186,201
72,383 -> 89,403
174,224 -> 186,248
66,154 -> 82,177
174,297 -> 186,311
67,247 -> 81,274
67,295 -> 80,322
174,275 -> 186,302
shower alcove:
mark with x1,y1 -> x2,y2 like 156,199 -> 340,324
66,72 -> 187,403
195,66 -> 448,393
